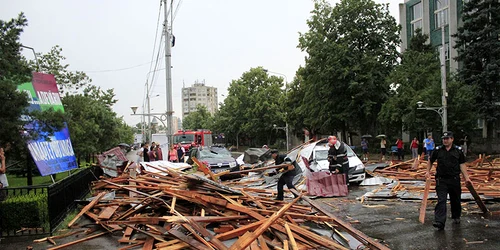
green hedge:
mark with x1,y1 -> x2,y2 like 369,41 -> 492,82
0,192 -> 49,232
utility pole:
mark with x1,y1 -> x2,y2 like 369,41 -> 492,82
440,24 -> 448,132
164,0 -> 174,148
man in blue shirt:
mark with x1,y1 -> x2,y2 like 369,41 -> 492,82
424,135 -> 435,159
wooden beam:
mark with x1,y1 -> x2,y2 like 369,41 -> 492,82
68,192 -> 107,227
47,231 -> 112,250
466,181 -> 489,214
167,227 -> 212,250
291,190 -> 389,250
229,195 -> 301,250
284,223 -> 298,250
419,178 -> 431,224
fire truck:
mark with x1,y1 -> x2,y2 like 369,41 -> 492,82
173,130 -> 213,151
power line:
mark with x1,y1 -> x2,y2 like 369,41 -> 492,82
85,61 -> 156,73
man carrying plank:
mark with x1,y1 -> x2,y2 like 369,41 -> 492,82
425,131 -> 472,230
269,149 -> 298,201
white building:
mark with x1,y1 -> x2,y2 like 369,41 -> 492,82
182,80 -> 218,118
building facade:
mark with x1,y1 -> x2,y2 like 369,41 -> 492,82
399,0 -> 468,72
181,80 -> 218,118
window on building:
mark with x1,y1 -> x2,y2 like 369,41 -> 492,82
411,2 -> 423,34
434,0 -> 449,28
437,43 -> 450,61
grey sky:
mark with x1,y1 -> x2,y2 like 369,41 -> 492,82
2,0 -> 401,126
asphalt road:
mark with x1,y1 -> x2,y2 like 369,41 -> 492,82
324,185 -> 500,250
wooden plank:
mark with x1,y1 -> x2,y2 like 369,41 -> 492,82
47,231 -> 111,250
98,205 -> 119,220
466,181 -> 489,214
142,236 -> 155,250
185,218 -> 229,250
216,220 -> 264,241
286,223 -> 347,250
284,223 -> 298,250
229,195 -> 301,250
68,192 -> 107,227
419,178 -> 431,224
170,196 -> 177,214
167,227 -> 212,250
291,189 -> 389,250
258,235 -> 270,250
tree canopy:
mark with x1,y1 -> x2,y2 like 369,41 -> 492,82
182,104 -> 214,131
295,0 -> 400,138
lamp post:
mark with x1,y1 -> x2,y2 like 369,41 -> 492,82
417,101 -> 447,132
274,124 -> 289,151
264,68 -> 290,151
131,106 -> 168,143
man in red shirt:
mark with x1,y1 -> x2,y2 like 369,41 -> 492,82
411,137 -> 419,159
396,138 -> 404,160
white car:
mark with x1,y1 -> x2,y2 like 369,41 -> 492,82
310,143 -> 366,183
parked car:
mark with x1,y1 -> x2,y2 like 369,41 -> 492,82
310,143 -> 366,183
189,146 -> 239,174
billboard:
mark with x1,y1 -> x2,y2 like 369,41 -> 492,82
17,72 -> 78,176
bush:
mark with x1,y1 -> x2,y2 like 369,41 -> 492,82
0,192 -> 49,232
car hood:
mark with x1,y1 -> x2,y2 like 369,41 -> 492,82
201,157 -> 236,165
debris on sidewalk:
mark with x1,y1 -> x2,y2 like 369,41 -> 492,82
38,157 -> 390,250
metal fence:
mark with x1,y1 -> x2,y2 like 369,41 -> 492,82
0,166 -> 103,237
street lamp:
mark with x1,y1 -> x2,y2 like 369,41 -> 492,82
130,107 -> 170,143
416,101 -> 447,132
264,68 -> 290,150
273,124 -> 289,151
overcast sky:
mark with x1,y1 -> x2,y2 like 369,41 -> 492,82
2,0 -> 401,126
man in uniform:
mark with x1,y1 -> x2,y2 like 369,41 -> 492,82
270,150 -> 298,201
328,136 -> 350,185
425,131 -> 472,230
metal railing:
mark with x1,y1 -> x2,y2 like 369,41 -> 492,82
0,166 -> 103,237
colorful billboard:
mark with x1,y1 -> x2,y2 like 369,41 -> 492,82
17,72 -> 78,176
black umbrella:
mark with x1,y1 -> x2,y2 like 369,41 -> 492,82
118,143 -> 130,148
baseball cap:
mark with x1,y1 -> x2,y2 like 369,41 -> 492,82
441,131 -> 453,139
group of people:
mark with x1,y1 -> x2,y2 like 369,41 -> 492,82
137,142 -> 163,162
137,142 -> 189,163
376,135 -> 440,161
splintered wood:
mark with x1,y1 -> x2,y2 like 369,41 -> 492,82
373,155 -> 500,198
37,163 -> 387,250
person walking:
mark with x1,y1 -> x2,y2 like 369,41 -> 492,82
168,145 -> 178,162
270,150 -> 298,201
425,131 -> 472,230
396,138 -> 404,160
424,135 -> 435,160
328,136 -> 350,185
176,143 -> 185,163
411,137 -> 419,159
142,143 -> 150,162
0,146 -> 9,201
361,138 -> 369,161
380,137 -> 387,161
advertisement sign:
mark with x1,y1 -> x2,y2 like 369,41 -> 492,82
17,72 -> 78,176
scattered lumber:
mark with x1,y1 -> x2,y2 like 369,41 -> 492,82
37,160 -> 386,250
419,178 -> 431,224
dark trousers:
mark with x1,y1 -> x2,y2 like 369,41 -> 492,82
277,174 -> 297,200
397,148 -> 404,160
435,177 -> 462,224
342,163 -> 349,185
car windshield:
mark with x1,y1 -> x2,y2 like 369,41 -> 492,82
315,150 -> 329,161
198,147 -> 231,159
174,134 -> 194,144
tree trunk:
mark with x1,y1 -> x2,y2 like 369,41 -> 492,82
26,152 -> 33,186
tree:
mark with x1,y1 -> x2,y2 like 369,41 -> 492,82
379,29 -> 442,134
182,105 -> 214,130
454,0 -> 500,153
62,86 -> 134,163
29,45 -> 92,95
0,13 -> 31,145
297,0 -> 400,138
213,67 -> 285,147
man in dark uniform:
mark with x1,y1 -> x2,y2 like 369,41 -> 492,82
327,136 -> 350,185
426,131 -> 472,230
270,150 -> 298,201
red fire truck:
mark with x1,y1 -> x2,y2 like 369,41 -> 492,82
173,130 -> 213,151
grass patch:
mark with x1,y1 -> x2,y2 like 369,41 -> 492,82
7,167 -> 87,187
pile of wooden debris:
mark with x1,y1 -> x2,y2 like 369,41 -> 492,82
34,161 -> 389,250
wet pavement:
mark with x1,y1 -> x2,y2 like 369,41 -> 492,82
2,158 -> 500,249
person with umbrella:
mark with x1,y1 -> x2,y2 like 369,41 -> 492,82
361,138 -> 369,161
377,135 -> 387,161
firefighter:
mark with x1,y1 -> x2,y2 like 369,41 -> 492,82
327,136 -> 350,185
